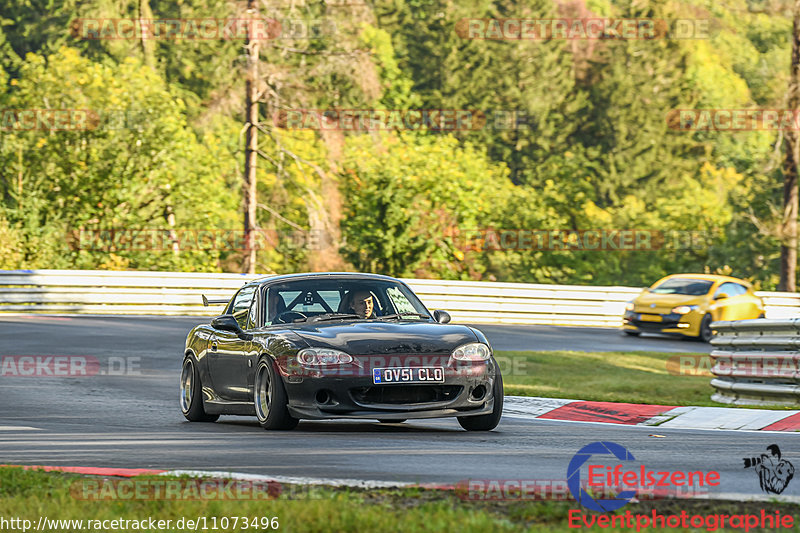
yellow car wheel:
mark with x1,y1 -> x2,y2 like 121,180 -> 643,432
698,314 -> 713,343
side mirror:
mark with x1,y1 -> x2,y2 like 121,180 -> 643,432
211,315 -> 254,340
211,315 -> 247,336
433,310 -> 451,324
714,292 -> 729,300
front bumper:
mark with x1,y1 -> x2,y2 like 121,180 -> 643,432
622,311 -> 699,336
281,358 -> 497,420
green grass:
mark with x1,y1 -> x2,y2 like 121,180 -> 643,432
2,468 -> 799,532
496,350 -> 795,409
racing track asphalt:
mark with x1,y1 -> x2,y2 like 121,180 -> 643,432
2,315 -> 793,500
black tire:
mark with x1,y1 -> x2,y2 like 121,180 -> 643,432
458,364 -> 503,431
698,314 -> 713,343
623,331 -> 641,337
378,419 -> 406,424
254,357 -> 298,430
180,357 -> 219,422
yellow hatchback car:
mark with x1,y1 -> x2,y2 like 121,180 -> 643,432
622,274 -> 765,342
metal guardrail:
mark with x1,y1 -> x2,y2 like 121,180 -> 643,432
710,319 -> 800,406
0,270 -> 798,326
0,270 -> 260,315
402,278 -> 642,326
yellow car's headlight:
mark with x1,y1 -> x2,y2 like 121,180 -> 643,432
672,305 -> 698,315
625,302 -> 635,311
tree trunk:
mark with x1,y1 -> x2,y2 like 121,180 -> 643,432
780,0 -> 800,292
137,0 -> 156,69
243,0 -> 259,274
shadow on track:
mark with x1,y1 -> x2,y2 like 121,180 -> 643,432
212,419 -> 464,433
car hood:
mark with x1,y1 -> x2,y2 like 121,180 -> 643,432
634,291 -> 705,312
287,321 -> 479,355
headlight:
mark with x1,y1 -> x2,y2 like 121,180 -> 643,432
297,348 -> 353,365
625,302 -> 635,311
452,342 -> 491,361
672,305 -> 698,315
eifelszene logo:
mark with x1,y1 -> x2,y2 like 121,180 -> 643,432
568,442 -> 637,512
743,445 -> 795,495
567,441 -> 721,512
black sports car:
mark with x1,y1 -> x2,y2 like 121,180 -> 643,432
180,272 -> 503,431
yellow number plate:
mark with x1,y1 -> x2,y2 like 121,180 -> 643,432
639,314 -> 662,322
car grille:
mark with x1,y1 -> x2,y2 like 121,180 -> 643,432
634,306 -> 672,315
350,385 -> 462,405
630,318 -> 680,330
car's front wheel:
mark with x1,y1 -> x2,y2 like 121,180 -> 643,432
254,357 -> 298,430
458,365 -> 503,431
698,314 -> 713,342
180,357 -> 219,422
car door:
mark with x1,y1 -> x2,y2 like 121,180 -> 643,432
710,282 -> 748,321
727,283 -> 761,319
208,285 -> 257,401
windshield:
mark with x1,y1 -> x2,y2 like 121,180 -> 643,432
263,278 -> 431,325
649,278 -> 714,296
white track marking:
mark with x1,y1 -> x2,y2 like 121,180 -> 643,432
161,470 -> 414,489
503,396 -> 800,432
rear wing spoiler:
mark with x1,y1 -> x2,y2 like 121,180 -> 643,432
202,295 -> 229,307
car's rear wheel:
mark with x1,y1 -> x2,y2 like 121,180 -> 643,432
254,357 -> 298,430
457,365 -> 503,431
698,314 -> 713,342
180,357 -> 219,422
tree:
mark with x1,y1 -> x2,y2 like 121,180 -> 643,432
780,0 -> 800,291
341,132 -> 517,278
0,47 -> 239,271
243,0 -> 259,274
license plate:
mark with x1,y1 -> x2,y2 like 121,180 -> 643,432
639,314 -> 662,322
372,367 -> 445,384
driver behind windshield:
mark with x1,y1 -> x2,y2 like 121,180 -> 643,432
267,290 -> 286,324
346,290 -> 376,319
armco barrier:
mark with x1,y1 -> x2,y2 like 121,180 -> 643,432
401,278 -> 641,326
0,270 -> 798,326
0,270 -> 259,315
710,319 -> 800,406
